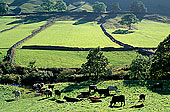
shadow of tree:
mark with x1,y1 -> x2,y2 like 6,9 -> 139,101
37,97 -> 48,101
5,99 -> 15,102
123,80 -> 170,95
61,81 -> 99,93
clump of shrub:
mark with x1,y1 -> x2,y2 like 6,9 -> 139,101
112,29 -> 134,34
0,74 -> 21,84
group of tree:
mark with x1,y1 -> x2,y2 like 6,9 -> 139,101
0,2 -> 8,15
129,35 -> 170,80
40,0 -> 67,12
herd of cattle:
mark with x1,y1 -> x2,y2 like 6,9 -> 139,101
31,82 -> 163,108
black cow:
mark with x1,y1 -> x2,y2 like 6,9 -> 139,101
152,83 -> 163,90
48,85 -> 55,91
139,94 -> 145,101
110,95 -> 125,107
94,88 -> 110,97
89,85 -> 97,93
64,96 -> 80,102
55,89 -> 61,97
45,89 -> 52,97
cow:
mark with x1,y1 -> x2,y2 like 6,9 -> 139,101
94,88 -> 110,97
32,83 -> 44,91
139,94 -> 145,101
110,95 -> 125,107
12,90 -> 21,101
48,85 -> 55,91
54,89 -> 61,97
63,96 -> 80,102
45,89 -> 52,97
152,83 -> 163,90
89,85 -> 97,93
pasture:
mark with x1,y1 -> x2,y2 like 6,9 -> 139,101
107,20 -> 170,47
0,21 -> 47,48
0,80 -> 170,112
15,50 -> 137,68
22,21 -> 120,48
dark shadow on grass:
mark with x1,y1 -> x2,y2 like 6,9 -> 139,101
109,105 -> 122,108
61,81 -> 99,93
112,29 -> 135,34
37,97 -> 48,101
7,19 -> 25,25
5,99 -> 15,102
123,80 -> 170,95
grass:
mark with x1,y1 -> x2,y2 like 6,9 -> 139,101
15,49 -> 137,68
0,49 -> 8,62
0,21 -> 47,48
22,21 -> 120,48
0,16 -> 21,31
0,80 -> 170,112
107,20 -> 170,47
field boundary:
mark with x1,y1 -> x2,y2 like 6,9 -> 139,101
21,45 -> 157,51
100,24 -> 155,55
5,18 -> 56,63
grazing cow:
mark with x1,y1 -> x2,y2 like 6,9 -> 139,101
12,90 -> 21,101
64,96 -> 81,102
94,88 -> 110,97
54,89 -> 61,97
39,88 -> 46,96
110,95 -> 125,107
45,89 -> 52,97
89,85 -> 97,93
152,83 -> 163,90
32,83 -> 44,91
107,86 -> 118,93
89,97 -> 102,103
48,85 -> 55,91
130,103 -> 144,108
139,94 -> 145,101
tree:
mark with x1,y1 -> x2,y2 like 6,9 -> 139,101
110,2 -> 121,13
81,47 -> 109,80
40,0 -> 54,11
92,1 -> 107,13
149,35 -> 170,79
130,1 -> 147,14
0,2 -> 8,15
53,0 -> 67,12
119,14 -> 139,30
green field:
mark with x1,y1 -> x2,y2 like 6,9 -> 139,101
0,16 -> 22,31
107,20 -> 170,47
22,21 -> 120,48
15,50 -> 137,68
0,80 -> 170,112
0,21 -> 47,48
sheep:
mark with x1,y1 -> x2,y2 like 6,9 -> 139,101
152,83 -> 163,90
110,95 -> 125,107
89,85 -> 97,93
63,96 -> 80,102
54,89 -> 61,97
107,86 -> 118,93
94,88 -> 110,97
130,103 -> 144,108
139,94 -> 145,101
48,85 -> 55,91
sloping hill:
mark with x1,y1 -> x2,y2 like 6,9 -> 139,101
2,0 -> 170,14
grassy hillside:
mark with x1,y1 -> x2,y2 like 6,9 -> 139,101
106,20 -> 170,47
0,21 -> 46,48
2,0 -> 170,14
0,80 -> 170,112
22,21 -> 120,48
15,50 -> 137,68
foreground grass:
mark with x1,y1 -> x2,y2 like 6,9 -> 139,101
0,80 -> 170,112
15,50 -> 137,68
22,21 -> 120,48
0,21 -> 47,48
107,20 -> 170,47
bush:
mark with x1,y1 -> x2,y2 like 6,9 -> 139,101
0,74 -> 21,84
112,29 -> 134,34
